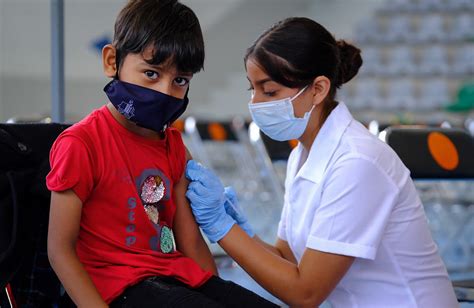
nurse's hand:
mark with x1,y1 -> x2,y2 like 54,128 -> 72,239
224,187 -> 255,238
185,160 -> 235,243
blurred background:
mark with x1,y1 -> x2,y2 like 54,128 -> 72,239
0,0 -> 398,122
1,0 -> 474,306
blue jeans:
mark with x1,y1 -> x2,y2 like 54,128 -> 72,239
109,275 -> 279,308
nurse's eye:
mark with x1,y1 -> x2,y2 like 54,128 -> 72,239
174,77 -> 190,87
144,70 -> 159,80
263,91 -> 276,97
247,87 -> 255,98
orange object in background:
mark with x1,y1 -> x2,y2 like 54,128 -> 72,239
208,123 -> 227,141
427,132 -> 459,171
171,119 -> 185,132
288,139 -> 298,149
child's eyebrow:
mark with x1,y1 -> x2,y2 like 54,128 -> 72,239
176,71 -> 193,77
139,61 -> 163,69
139,61 -> 193,77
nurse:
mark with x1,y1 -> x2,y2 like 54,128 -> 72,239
185,17 -> 458,307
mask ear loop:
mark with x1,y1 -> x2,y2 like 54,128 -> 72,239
290,85 -> 309,101
291,85 -> 315,118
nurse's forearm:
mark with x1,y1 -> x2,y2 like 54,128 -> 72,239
253,236 -> 283,257
253,236 -> 297,264
219,225 -> 322,307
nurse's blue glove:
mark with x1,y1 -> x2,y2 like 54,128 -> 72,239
185,160 -> 235,243
224,187 -> 255,238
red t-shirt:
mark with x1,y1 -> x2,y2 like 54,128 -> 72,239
46,105 -> 212,303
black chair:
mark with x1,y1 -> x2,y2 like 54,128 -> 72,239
384,127 -> 474,179
259,132 -> 297,162
0,123 -> 70,307
385,126 -> 474,303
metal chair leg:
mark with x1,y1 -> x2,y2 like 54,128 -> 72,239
5,284 -> 16,308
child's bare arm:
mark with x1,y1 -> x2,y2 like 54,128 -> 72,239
173,149 -> 218,275
47,190 -> 108,307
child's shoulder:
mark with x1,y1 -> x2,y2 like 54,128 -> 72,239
166,126 -> 183,139
165,126 -> 185,149
58,106 -> 109,146
164,127 -> 187,179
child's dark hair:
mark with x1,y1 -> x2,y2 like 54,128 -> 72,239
113,0 -> 204,74
245,17 -> 362,115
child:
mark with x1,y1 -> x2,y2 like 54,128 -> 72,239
46,0 -> 277,306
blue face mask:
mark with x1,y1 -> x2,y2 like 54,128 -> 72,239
104,79 -> 188,132
248,86 -> 313,141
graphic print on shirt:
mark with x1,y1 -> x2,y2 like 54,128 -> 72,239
135,168 -> 176,254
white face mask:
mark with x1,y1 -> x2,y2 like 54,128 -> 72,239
248,86 -> 314,141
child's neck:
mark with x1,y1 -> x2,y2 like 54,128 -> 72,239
106,103 -> 164,140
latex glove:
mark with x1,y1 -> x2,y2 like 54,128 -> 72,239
224,187 -> 255,238
185,160 -> 235,243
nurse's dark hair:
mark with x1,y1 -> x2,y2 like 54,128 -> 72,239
113,0 -> 204,73
245,17 -> 362,106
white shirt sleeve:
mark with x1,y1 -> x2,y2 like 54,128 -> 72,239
277,197 -> 289,241
278,150 -> 298,242
306,156 -> 399,260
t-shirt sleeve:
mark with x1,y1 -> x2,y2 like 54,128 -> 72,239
166,128 -> 186,183
46,134 -> 95,203
306,157 -> 399,260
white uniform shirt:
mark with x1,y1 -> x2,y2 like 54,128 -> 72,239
278,102 -> 458,308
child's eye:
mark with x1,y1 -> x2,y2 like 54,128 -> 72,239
145,70 -> 159,80
174,77 -> 190,87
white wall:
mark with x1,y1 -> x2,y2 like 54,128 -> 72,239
0,0 -> 384,122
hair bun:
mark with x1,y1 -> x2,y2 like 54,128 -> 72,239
336,40 -> 362,87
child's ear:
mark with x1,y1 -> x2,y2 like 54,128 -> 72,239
102,44 -> 118,78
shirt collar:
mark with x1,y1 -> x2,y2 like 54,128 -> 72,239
297,102 -> 353,183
